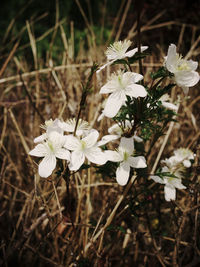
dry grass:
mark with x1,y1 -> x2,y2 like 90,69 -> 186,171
0,3 -> 200,267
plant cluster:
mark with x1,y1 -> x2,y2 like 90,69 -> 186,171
29,40 -> 199,202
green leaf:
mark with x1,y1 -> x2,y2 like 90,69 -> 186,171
150,67 -> 171,80
128,51 -> 149,64
112,59 -> 129,66
156,172 -> 179,179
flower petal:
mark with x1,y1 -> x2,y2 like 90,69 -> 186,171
125,46 -> 148,58
183,159 -> 191,168
97,112 -> 105,122
170,178 -> 186,190
100,82 -> 114,94
85,147 -> 107,165
126,84 -> 147,98
46,119 -> 63,135
108,123 -> 122,135
150,175 -> 165,184
38,155 -> 56,178
182,86 -> 189,95
175,70 -> 199,88
29,144 -> 47,157
82,129 -> 99,148
55,148 -> 71,161
103,92 -> 125,118
69,151 -> 85,171
34,133 -> 47,143
164,184 -> 176,201
104,150 -> 122,162
124,48 -> 138,58
128,156 -> 147,168
97,59 -> 115,73
187,59 -> 198,71
161,101 -> 178,111
97,134 -> 119,146
48,131 -> 65,146
64,135 -> 81,151
119,137 -> 134,155
130,72 -> 144,83
116,162 -> 130,186
165,44 -> 177,73
133,135 -> 143,143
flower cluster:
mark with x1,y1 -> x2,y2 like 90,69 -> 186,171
29,117 -> 147,185
29,118 -> 110,177
150,148 -> 195,201
29,39 -> 198,191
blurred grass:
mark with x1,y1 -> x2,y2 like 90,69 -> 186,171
0,0 -> 200,266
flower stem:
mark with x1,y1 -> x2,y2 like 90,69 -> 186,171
136,0 -> 143,79
73,63 -> 98,136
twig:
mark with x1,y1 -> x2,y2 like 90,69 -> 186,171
136,0 -> 143,77
25,243 -> 64,267
19,72 -> 44,122
0,41 -> 20,78
51,180 -> 63,219
151,120 -> 176,175
106,0 -> 126,45
73,63 -> 98,136
0,62 -> 162,84
9,109 -> 33,161
115,0 -> 132,41
84,175 -> 136,253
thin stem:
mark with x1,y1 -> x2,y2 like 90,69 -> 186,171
152,76 -> 166,89
84,175 -> 136,253
73,63 -> 98,136
136,0 -> 143,78
73,102 -> 83,136
19,72 -> 44,122
127,60 -> 133,72
62,166 -> 77,234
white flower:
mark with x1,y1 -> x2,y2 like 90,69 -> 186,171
151,147 -> 194,201
97,40 -> 148,73
151,165 -> 186,201
34,118 -> 64,143
159,94 -> 178,111
173,148 -> 195,168
29,132 -> 70,178
58,118 -> 90,136
108,121 -> 143,142
161,148 -> 195,169
64,129 -> 107,171
99,70 -> 147,118
165,44 -> 199,94
106,137 -> 147,186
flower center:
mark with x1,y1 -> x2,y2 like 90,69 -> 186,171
118,75 -> 123,85
177,61 -> 190,71
176,56 -> 190,71
168,176 -> 174,182
118,75 -> 126,89
123,151 -> 129,161
106,40 -> 131,60
80,140 -> 86,150
47,141 -> 54,152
